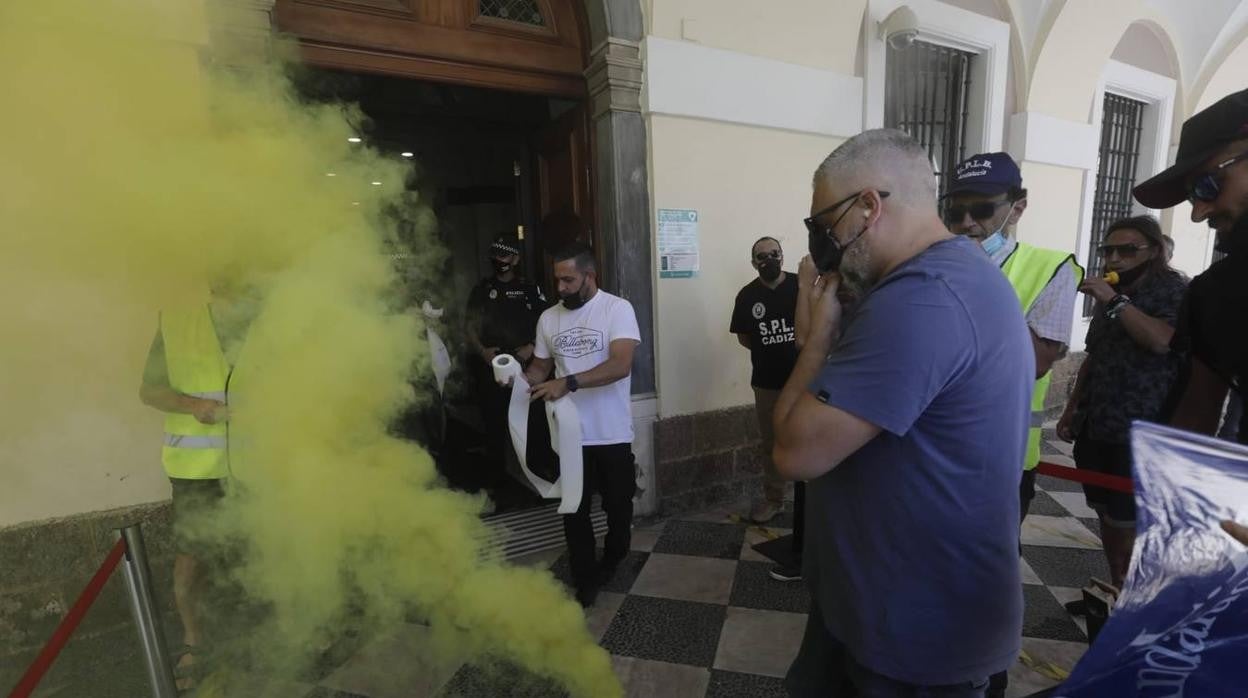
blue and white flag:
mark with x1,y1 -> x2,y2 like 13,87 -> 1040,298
1056,422 -> 1248,698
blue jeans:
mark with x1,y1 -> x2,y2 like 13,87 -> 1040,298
785,604 -> 990,698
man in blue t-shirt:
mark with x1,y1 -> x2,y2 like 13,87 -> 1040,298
774,129 -> 1034,696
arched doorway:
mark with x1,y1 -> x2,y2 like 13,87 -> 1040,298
271,0 -> 629,529
275,0 -> 597,287
267,0 -> 654,397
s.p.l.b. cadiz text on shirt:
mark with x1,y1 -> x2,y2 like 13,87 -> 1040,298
757,318 -> 795,346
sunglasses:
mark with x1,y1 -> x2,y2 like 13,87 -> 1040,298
1186,151 -> 1248,204
754,251 -> 781,262
942,199 -> 1011,225
804,190 -> 891,273
804,190 -> 891,239
1097,243 -> 1151,259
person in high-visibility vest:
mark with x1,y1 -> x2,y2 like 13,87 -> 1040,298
139,283 -> 252,690
943,152 -> 1084,522
943,154 -> 1083,698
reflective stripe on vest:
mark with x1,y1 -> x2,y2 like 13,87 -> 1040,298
160,306 -> 230,480
1001,243 -> 1085,470
185,390 -> 226,401
163,434 -> 228,449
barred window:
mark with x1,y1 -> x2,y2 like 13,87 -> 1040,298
1086,92 -> 1146,315
885,40 -> 975,198
478,0 -> 545,26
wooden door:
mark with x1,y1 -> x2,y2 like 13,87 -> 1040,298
531,103 -> 596,287
274,0 -> 589,97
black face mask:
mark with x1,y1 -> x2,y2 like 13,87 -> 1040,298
806,191 -> 883,274
809,226 -> 867,274
561,278 -> 588,309
1214,213 -> 1248,256
758,260 -> 782,282
491,259 -> 513,275
1112,263 -> 1149,288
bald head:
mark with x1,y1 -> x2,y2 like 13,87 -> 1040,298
813,129 -> 938,209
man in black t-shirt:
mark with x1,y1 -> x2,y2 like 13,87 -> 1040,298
466,237 -> 548,487
1133,89 -> 1248,445
731,236 -> 804,579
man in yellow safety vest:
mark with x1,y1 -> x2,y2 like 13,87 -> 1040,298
139,281 -> 253,689
944,152 -> 1084,521
944,153 -> 1083,698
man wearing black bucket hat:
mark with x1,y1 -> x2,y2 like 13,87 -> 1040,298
1134,89 -> 1248,445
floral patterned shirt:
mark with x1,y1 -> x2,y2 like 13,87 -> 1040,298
1078,269 -> 1188,444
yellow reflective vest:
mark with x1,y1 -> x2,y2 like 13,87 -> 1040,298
159,306 -> 231,479
1000,243 -> 1084,470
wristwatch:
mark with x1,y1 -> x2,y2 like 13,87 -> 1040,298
1105,294 -> 1132,320
566,374 -> 580,393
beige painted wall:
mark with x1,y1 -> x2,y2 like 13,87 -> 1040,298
1027,0 -> 1137,120
645,0 -> 865,74
2,308 -> 172,529
647,115 -> 839,417
1014,161 -> 1087,258
2,6 -> 211,529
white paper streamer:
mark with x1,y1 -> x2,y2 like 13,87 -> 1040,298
491,354 -> 584,514
421,301 -> 451,396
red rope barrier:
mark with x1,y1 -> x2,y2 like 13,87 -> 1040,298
7,538 -> 126,698
1036,461 -> 1134,494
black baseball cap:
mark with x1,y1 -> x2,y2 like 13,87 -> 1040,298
1134,88 -> 1248,209
944,152 -> 1023,199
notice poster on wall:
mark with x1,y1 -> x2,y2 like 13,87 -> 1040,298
657,208 -> 699,278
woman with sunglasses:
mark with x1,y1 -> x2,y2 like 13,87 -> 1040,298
1056,215 -> 1188,592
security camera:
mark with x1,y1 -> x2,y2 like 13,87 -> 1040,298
878,6 -> 920,50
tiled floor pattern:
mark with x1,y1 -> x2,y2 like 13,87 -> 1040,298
273,428 -> 1107,697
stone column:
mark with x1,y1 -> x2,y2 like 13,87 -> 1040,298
585,36 -> 655,395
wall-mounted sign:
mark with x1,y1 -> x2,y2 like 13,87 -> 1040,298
657,208 -> 699,279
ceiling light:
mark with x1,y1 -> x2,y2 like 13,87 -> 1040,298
347,136 -> 362,143
326,172 -> 336,177
401,152 -> 414,158
371,181 -> 382,186
352,201 -> 360,206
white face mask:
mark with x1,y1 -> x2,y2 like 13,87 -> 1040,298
979,206 -> 1013,256
981,230 -> 1007,256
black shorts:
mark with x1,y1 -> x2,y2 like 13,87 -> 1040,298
169,478 -> 225,554
1072,434 -> 1134,525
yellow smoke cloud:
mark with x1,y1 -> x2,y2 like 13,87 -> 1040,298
0,1 -> 620,695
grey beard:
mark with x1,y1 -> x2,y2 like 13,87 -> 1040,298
839,245 -> 874,298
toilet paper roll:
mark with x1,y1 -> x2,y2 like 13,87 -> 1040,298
491,354 -> 584,514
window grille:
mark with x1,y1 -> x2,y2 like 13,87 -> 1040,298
1086,92 -> 1146,315
479,0 -> 545,26
885,40 -> 975,198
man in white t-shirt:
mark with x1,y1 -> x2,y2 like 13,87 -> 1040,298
522,242 -> 641,608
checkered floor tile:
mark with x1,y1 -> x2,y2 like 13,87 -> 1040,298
295,432 -> 1106,698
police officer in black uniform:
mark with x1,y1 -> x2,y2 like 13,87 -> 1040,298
466,237 -> 548,490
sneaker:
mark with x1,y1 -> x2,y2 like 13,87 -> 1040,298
1065,599 -> 1089,616
769,563 -> 802,582
749,500 -> 782,524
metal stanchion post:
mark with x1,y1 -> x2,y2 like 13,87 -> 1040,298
118,525 -> 179,698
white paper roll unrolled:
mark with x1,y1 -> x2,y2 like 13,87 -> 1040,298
421,299 -> 451,396
491,354 -> 584,514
